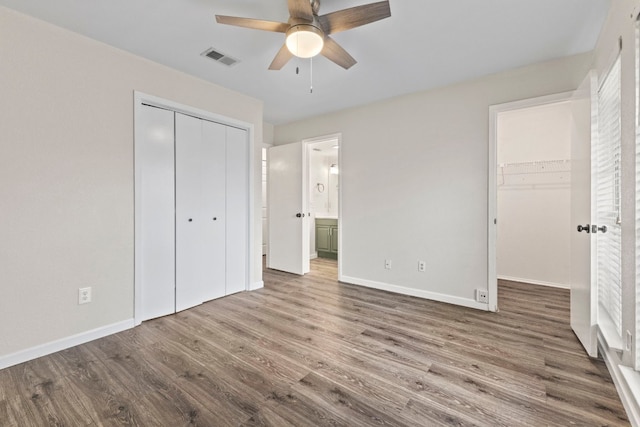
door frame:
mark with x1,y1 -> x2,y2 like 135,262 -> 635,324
133,91 -> 255,325
488,91 -> 574,312
302,133 -> 343,278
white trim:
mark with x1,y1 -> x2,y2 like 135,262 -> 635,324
497,275 -> 570,289
339,275 -> 490,311
488,91 -> 575,313
249,280 -> 264,291
310,252 -> 318,260
599,332 -> 640,427
0,319 -> 134,370
134,91 -> 255,326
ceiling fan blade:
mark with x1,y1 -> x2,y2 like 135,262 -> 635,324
288,0 -> 314,21
269,44 -> 294,70
321,37 -> 356,70
215,15 -> 289,33
318,1 -> 391,34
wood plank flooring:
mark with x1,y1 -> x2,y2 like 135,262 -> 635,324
0,258 -> 630,426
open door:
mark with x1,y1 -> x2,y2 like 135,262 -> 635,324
267,142 -> 310,275
570,71 -> 597,357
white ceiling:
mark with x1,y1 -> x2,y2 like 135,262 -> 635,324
0,0 -> 610,125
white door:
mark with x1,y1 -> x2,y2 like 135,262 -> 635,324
570,71 -> 597,357
225,126 -> 249,294
137,105 -> 176,321
201,120 -> 227,301
268,142 -> 309,275
175,113 -> 205,312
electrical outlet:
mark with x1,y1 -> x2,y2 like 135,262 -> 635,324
78,287 -> 92,305
476,289 -> 488,304
418,261 -> 426,272
384,259 -> 392,270
627,330 -> 633,351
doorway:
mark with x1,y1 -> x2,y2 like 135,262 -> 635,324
308,138 -> 340,264
267,134 -> 341,276
488,92 -> 574,311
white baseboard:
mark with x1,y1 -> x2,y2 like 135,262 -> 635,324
598,331 -> 640,426
0,319 -> 134,370
310,253 -> 318,260
339,275 -> 489,311
497,275 -> 569,289
249,280 -> 264,291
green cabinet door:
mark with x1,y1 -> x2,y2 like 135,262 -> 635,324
330,225 -> 338,253
316,225 -> 331,252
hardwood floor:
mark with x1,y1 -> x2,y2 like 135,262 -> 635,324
0,258 -> 630,426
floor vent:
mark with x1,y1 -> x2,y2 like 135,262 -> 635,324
201,47 -> 239,67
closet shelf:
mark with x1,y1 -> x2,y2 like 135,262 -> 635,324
498,159 -> 571,175
498,159 -> 571,188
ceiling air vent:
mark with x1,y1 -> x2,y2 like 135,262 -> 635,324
201,47 -> 239,67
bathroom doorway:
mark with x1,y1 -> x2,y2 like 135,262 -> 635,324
307,135 -> 341,276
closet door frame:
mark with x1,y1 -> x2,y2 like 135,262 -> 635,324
133,91 -> 254,326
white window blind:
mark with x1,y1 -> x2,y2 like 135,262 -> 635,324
597,54 -> 622,339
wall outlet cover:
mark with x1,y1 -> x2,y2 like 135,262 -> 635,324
476,289 -> 488,304
79,287 -> 92,305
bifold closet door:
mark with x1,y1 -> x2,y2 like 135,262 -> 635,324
201,120 -> 227,301
175,113 -> 228,311
175,113 -> 205,312
226,126 -> 249,294
138,105 -> 176,321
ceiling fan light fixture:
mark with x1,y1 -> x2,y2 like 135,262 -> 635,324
286,24 -> 324,58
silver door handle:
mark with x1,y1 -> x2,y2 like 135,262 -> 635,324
592,224 -> 607,233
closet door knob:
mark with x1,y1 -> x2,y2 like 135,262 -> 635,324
577,224 -> 589,233
213,217 -> 217,221
296,213 -> 302,218
188,218 -> 193,222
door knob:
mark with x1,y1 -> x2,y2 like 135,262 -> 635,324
577,224 -> 590,233
188,218 -> 193,222
592,224 -> 607,233
213,217 -> 217,221
296,213 -> 302,218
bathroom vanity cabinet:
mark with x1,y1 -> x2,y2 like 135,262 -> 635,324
315,218 -> 338,259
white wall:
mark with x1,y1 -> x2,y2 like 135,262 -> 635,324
497,102 -> 573,288
275,53 -> 590,309
0,7 -> 263,360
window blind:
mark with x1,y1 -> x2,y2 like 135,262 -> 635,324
597,54 -> 622,339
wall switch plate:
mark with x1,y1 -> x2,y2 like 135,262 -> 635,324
418,261 -> 426,272
384,259 -> 392,270
79,287 -> 92,305
476,289 -> 488,304
626,330 -> 633,351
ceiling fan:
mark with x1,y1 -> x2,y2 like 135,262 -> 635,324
215,0 -> 391,70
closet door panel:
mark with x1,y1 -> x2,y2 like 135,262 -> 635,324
175,113 -> 205,312
226,127 -> 248,294
201,120 -> 227,301
138,105 -> 175,321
